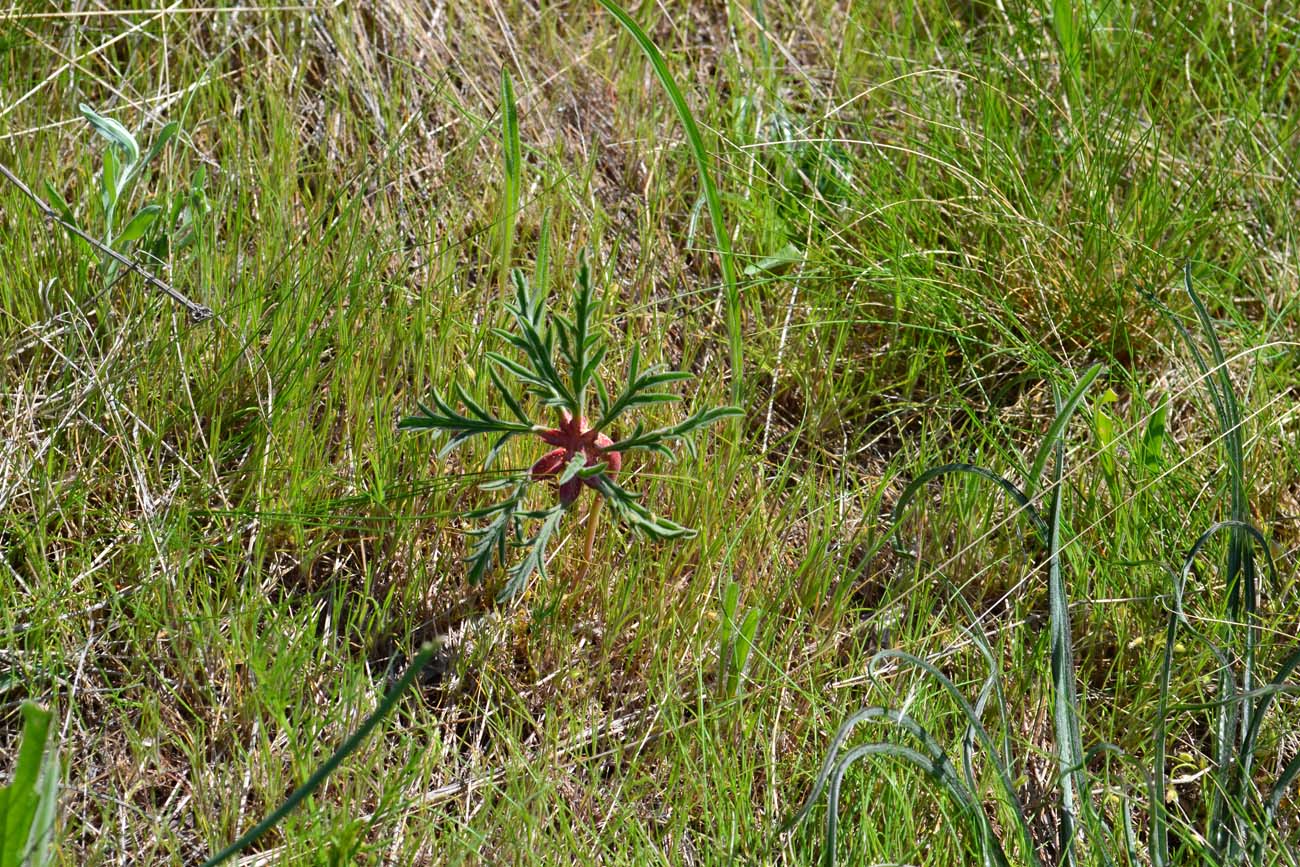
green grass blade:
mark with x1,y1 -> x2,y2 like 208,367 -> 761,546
950,594 -> 1016,775
868,649 -> 1040,864
890,463 -> 1047,549
1243,645 -> 1300,773
1146,269 -> 1263,855
200,643 -> 439,867
1026,363 -> 1105,501
822,742 -> 1004,867
1045,393 -> 1087,867
1150,565 -> 1182,867
1264,752 -> 1300,841
1179,519 -> 1280,841
498,66 -> 521,289
1182,268 -> 1253,617
595,0 -> 743,403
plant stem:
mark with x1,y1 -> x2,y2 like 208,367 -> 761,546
583,495 -> 602,570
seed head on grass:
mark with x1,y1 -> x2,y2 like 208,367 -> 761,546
400,253 -> 741,602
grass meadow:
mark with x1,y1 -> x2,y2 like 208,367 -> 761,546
1,1 -> 1298,864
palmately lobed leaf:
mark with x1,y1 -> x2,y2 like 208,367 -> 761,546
402,245 -> 733,599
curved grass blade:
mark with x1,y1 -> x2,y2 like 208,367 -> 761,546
498,66 -> 521,288
1146,267 -> 1258,853
867,649 -> 1040,864
1176,517 -> 1281,857
200,642 -> 439,867
1264,752 -> 1300,847
821,742 -> 1006,867
1242,644 -> 1300,776
1025,362 -> 1105,501
890,463 -> 1048,551
780,705 -> 1009,867
780,706 -> 890,835
958,619 -> 1016,791
1180,267 -> 1254,623
780,706 -> 958,829
1152,546 -> 1246,866
595,0 -> 743,403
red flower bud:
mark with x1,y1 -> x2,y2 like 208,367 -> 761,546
529,447 -> 567,481
530,412 -> 622,506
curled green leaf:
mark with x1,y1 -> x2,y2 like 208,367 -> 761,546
79,103 -> 140,165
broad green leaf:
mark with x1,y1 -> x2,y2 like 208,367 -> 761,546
138,120 -> 179,174
41,181 -> 77,227
118,205 -> 161,244
79,103 -> 140,166
743,242 -> 803,276
1093,389 -> 1118,481
0,702 -> 57,867
100,146 -> 120,218
1140,396 -> 1168,472
726,608 -> 760,698
722,581 -> 739,630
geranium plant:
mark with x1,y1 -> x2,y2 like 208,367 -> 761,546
400,255 -> 740,602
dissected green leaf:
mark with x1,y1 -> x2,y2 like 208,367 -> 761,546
403,240 -> 733,594
497,506 -> 566,602
593,475 -> 695,540
397,390 -> 535,441
464,485 -> 524,586
607,405 -> 743,454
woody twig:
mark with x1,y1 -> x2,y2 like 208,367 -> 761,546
0,159 -> 212,322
